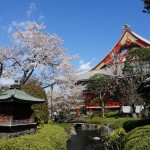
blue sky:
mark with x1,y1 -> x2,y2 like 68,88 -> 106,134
0,0 -> 150,73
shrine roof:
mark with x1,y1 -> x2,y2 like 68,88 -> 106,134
0,88 -> 44,103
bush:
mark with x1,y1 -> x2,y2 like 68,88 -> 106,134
124,125 -> 150,150
0,125 -> 67,150
90,112 -> 102,118
22,84 -> 49,124
105,111 -> 120,118
123,119 -> 150,132
103,128 -> 127,150
88,116 -> 102,124
109,118 -> 138,130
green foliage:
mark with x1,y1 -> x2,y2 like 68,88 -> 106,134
90,112 -> 102,118
22,84 -> 49,124
87,74 -> 115,117
123,119 -> 150,132
124,125 -> 150,150
105,111 -> 120,118
88,116 -> 103,124
123,47 -> 150,78
0,125 -> 67,150
87,73 -> 113,93
53,123 -> 73,137
107,118 -> 137,130
103,128 -> 127,150
89,116 -> 139,129
122,48 -> 150,105
142,0 -> 150,13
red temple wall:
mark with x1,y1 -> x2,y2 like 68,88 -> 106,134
83,92 -> 121,108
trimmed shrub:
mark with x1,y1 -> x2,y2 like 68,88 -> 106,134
109,118 -> 138,130
22,84 -> 49,124
124,125 -> 150,150
0,125 -> 67,150
123,119 -> 150,132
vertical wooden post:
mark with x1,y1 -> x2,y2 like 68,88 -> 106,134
90,108 -> 92,114
76,108 -> 80,116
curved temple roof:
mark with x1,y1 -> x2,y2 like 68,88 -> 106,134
0,89 -> 45,103
77,25 -> 150,82
92,25 -> 150,71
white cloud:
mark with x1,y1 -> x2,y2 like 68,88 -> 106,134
78,62 -> 92,72
26,2 -> 36,18
38,12 -> 45,20
79,59 -> 84,64
77,58 -> 96,72
77,59 -> 93,72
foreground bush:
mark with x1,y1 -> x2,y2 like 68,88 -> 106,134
103,128 -> 127,150
0,125 -> 67,150
124,125 -> 150,150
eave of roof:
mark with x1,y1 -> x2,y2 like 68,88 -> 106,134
131,31 -> 150,45
77,63 -> 123,81
0,89 -> 44,103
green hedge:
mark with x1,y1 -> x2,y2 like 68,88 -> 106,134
124,125 -> 150,150
0,125 -> 67,150
22,84 -> 49,123
88,116 -> 103,124
108,118 -> 139,130
123,119 -> 150,132
88,116 -> 138,129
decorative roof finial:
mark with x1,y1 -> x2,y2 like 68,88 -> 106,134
122,23 -> 131,32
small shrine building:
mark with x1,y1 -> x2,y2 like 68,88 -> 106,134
0,84 -> 44,127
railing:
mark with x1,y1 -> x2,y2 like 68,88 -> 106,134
86,102 -> 120,108
0,119 -> 35,126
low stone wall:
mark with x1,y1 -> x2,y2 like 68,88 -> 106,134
0,128 -> 36,140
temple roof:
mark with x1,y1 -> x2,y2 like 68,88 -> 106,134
0,88 -> 44,103
78,25 -> 150,81
92,25 -> 150,70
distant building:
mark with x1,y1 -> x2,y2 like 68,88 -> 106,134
77,24 -> 150,114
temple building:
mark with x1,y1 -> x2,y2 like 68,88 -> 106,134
77,24 -> 150,114
0,84 -> 44,128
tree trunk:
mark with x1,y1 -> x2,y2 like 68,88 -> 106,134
132,103 -> 137,118
99,92 -> 105,117
101,100 -> 105,117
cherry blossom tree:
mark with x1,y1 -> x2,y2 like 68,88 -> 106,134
8,21 -> 78,87
0,46 -> 15,79
47,73 -> 86,118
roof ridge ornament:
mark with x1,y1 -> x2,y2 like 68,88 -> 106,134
122,24 -> 132,32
